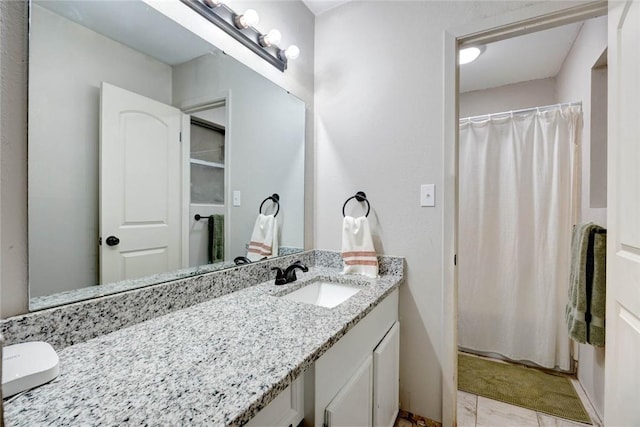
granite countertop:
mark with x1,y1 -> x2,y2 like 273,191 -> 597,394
3,266 -> 402,426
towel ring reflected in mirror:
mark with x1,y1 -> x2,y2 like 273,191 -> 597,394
342,191 -> 370,217
259,193 -> 280,217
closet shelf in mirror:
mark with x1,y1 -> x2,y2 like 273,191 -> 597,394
190,158 -> 225,169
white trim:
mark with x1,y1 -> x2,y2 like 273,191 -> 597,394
224,91 -> 232,261
441,28 -> 458,427
452,1 -> 607,46
442,2 -> 607,426
182,99 -> 226,114
181,113 -> 191,269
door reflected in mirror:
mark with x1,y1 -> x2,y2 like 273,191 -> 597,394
28,1 -> 305,310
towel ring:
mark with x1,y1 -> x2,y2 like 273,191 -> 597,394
342,191 -> 370,217
259,193 -> 280,217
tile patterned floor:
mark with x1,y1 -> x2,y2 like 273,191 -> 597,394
456,390 -> 598,427
455,353 -> 602,427
395,366 -> 602,427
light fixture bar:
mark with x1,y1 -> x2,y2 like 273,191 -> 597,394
180,0 -> 287,72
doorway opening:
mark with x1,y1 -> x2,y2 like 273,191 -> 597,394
456,16 -> 607,427
442,3 -> 609,426
184,101 -> 230,267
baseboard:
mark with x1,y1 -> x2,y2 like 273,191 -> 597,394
398,409 -> 442,427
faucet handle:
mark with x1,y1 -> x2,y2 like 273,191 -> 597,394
271,267 -> 287,285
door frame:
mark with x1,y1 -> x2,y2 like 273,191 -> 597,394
182,91 -> 232,262
441,2 -> 607,426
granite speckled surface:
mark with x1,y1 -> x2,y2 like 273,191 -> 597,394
1,251 -> 315,350
28,261 -> 237,311
30,247 -> 304,311
3,260 -> 404,426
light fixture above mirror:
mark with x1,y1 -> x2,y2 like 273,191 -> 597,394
181,0 -> 299,72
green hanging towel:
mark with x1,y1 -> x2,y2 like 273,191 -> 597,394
589,230 -> 606,346
207,215 -> 224,264
566,223 -> 607,347
212,214 -> 225,263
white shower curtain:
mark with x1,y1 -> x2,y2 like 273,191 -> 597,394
458,105 -> 582,371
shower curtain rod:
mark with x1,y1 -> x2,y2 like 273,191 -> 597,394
459,101 -> 582,122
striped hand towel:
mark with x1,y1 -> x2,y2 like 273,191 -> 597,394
342,216 -> 378,278
246,214 -> 279,261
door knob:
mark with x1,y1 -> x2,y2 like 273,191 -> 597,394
105,236 -> 120,246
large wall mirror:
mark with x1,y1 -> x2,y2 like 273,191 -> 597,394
28,0 -> 305,310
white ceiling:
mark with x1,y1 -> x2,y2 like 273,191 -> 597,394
301,0 -> 352,16
41,0 -> 583,94
35,0 -> 218,66
301,2 -> 583,94
460,22 -> 583,93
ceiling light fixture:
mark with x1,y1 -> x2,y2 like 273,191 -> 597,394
180,0 -> 300,72
459,46 -> 485,65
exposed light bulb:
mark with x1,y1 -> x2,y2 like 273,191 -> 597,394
234,9 -> 259,29
259,29 -> 282,47
459,46 -> 484,65
283,45 -> 300,60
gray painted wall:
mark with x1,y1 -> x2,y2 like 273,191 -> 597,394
314,1 -> 542,420
0,0 -> 29,317
173,53 -> 305,260
459,77 -> 557,119
29,5 -> 173,297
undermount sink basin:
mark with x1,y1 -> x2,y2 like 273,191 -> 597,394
280,282 -> 362,308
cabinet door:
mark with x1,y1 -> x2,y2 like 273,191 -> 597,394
325,355 -> 373,427
373,322 -> 400,427
245,375 -> 304,427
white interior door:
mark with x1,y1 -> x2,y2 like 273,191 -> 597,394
100,82 -> 182,284
604,1 -> 640,425
373,322 -> 400,427
325,355 -> 373,427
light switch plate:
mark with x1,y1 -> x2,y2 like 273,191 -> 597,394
233,190 -> 241,206
420,184 -> 435,207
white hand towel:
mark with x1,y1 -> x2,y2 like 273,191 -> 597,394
341,216 -> 378,278
247,214 -> 278,261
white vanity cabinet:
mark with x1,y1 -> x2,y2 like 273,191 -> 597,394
314,289 -> 399,427
325,355 -> 373,426
245,288 -> 399,427
246,375 -> 304,427
373,321 -> 400,427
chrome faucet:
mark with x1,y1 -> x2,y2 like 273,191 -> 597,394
271,261 -> 308,285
